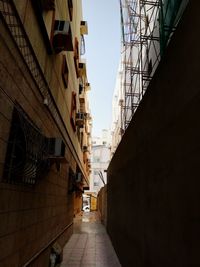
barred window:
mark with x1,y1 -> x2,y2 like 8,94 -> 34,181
3,106 -> 48,185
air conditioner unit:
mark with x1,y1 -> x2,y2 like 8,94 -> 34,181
80,21 -> 88,35
76,112 -> 85,126
53,20 -> 73,53
46,138 -> 66,161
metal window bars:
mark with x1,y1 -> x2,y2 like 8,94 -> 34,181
3,106 -> 49,185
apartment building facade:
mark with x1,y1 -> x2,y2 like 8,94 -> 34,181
85,130 -> 110,193
0,0 -> 91,266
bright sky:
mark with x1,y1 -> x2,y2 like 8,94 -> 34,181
82,0 -> 121,137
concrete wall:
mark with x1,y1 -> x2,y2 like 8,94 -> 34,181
107,2 -> 200,267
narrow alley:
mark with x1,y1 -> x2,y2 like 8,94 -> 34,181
1,1 -> 200,266
60,212 -> 121,267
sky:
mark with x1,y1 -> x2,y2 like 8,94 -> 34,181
82,0 -> 121,137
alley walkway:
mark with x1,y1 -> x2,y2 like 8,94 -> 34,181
60,211 -> 121,267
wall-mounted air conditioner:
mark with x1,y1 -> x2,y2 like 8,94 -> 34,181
46,137 -> 66,162
53,20 -> 73,53
80,21 -> 88,35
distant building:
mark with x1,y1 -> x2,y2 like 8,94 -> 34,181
91,130 -> 111,191
84,130 -> 111,208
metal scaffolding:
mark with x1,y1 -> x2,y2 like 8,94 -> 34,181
119,0 -> 189,133
120,0 -> 160,132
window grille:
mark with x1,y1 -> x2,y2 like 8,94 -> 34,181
3,106 -> 49,185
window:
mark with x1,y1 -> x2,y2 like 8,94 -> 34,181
3,106 -> 48,185
62,55 -> 69,88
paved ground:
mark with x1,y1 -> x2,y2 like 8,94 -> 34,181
60,211 -> 121,267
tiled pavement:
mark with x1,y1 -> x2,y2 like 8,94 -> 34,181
60,212 -> 121,267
